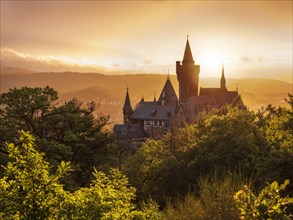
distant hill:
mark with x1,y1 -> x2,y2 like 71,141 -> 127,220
0,66 -> 36,75
1,67 -> 292,124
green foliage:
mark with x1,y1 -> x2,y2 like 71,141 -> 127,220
0,86 -> 58,139
164,172 -> 247,220
0,131 -> 163,219
164,193 -> 206,220
265,95 -> 293,153
125,138 -> 174,202
198,173 -> 247,220
164,122 -> 197,153
125,126 -> 199,203
0,87 -> 114,189
66,169 -> 137,219
193,107 -> 269,175
255,94 -> 293,194
0,130 -> 70,219
234,180 -> 293,219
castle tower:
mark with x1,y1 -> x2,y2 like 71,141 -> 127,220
220,63 -> 226,90
176,37 -> 200,102
123,88 -> 132,124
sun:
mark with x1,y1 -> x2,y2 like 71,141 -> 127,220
203,51 -> 222,67
200,51 -> 224,77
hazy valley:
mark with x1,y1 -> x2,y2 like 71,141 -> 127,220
1,66 -> 292,124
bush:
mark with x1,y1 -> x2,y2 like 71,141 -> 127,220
164,172 -> 247,220
234,180 -> 293,219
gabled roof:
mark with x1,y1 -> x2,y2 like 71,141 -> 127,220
130,102 -> 175,120
123,88 -> 132,112
158,79 -> 178,106
182,38 -> 195,64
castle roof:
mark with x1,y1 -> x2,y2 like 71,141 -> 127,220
200,88 -> 240,105
158,79 -> 178,106
130,102 -> 174,121
113,124 -> 147,139
199,88 -> 226,96
185,90 -> 242,117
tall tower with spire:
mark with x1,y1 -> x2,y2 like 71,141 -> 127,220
176,36 -> 200,102
123,88 -> 132,124
220,63 -> 226,90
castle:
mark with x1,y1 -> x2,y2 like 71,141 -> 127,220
114,38 -> 245,141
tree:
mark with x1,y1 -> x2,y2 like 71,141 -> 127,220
0,87 -> 114,189
191,106 -> 269,176
125,122 -> 208,204
0,131 -> 163,219
265,94 -> 293,153
256,94 -> 293,196
0,131 -> 70,219
0,86 -> 58,140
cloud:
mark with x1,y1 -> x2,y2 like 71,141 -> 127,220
0,48 -> 109,73
240,55 -> 251,63
0,48 -> 162,75
240,55 -> 264,64
143,59 -> 152,65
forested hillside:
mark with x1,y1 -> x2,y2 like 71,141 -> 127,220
0,86 -> 292,219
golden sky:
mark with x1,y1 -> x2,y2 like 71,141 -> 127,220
1,1 -> 292,82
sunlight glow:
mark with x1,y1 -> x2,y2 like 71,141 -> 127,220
200,51 -> 224,77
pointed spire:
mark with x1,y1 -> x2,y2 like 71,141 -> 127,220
221,63 -> 226,89
123,87 -> 132,112
154,93 -> 156,102
222,63 -> 224,77
167,68 -> 170,80
182,35 -> 195,64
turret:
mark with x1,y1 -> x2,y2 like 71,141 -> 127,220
176,36 -> 200,102
123,87 -> 132,124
